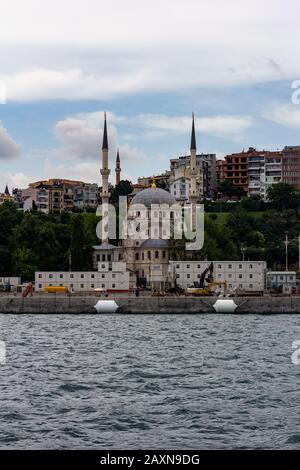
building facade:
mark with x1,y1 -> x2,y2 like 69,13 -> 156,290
282,146 -> 300,189
35,262 -> 133,293
169,261 -> 267,292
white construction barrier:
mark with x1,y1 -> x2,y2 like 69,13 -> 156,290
94,300 -> 119,313
213,299 -> 238,313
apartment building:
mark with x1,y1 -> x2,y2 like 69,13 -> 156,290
282,146 -> 300,189
169,261 -> 266,292
22,179 -> 99,213
223,150 -> 249,194
248,151 -> 282,199
73,183 -> 98,210
170,153 -> 216,199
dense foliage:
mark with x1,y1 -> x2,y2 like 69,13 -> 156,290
1,183 -> 300,281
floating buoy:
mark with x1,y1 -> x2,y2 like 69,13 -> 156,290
213,299 -> 238,313
94,300 -> 119,313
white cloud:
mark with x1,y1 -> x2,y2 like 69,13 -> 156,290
0,122 -> 21,160
46,115 -> 145,170
0,172 -> 31,192
0,0 -> 299,101
43,160 -> 133,184
264,103 -> 300,128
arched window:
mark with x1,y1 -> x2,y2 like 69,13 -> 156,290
148,251 -> 151,260
135,253 -> 139,261
155,251 -> 159,259
162,251 -> 166,259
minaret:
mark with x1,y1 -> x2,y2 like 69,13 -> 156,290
100,112 -> 110,205
115,149 -> 121,186
189,112 -> 198,213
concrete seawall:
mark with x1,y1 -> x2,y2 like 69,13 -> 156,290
1,295 -> 300,314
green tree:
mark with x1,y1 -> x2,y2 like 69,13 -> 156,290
267,183 -> 299,211
12,247 -> 39,281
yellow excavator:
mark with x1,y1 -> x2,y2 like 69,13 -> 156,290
186,263 -> 227,296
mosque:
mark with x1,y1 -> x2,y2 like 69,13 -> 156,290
94,112 -> 199,291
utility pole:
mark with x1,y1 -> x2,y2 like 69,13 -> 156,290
285,232 -> 289,271
298,235 -> 300,272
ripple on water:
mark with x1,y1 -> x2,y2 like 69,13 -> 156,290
1,313 -> 300,449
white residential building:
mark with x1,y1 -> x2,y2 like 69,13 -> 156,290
0,277 -> 21,290
35,262 -> 134,293
248,152 -> 282,200
169,261 -> 266,292
266,271 -> 297,294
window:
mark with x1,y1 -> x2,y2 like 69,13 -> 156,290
187,274 -> 190,278
155,251 -> 159,259
176,264 -> 180,269
60,274 -> 63,279
102,254 -> 106,261
70,284 -> 73,288
162,251 -> 166,259
49,274 -> 53,279
228,264 -> 232,269
112,274 -> 116,279
38,274 -> 42,279
102,264 -> 105,269
108,254 -> 111,262
176,274 -> 180,278
70,274 -> 74,279
80,284 -> 84,289
187,264 -> 190,269
102,274 -> 105,279
81,274 -> 84,279
135,253 -> 139,261
148,251 -> 151,260
197,265 -> 201,269
112,284 -> 116,288
96,254 -> 100,262
38,284 -> 42,289
239,264 -> 242,269
239,274 -> 243,279
91,274 -> 95,279
249,284 -> 253,288
249,274 -> 253,279
102,284 -> 105,288
218,264 -> 221,269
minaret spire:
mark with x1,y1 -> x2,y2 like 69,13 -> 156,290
102,111 -> 108,150
115,148 -> 121,186
190,111 -> 197,151
100,112 -> 111,242
189,112 -> 198,231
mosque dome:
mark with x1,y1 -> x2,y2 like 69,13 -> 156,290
131,187 -> 176,207
140,239 -> 169,249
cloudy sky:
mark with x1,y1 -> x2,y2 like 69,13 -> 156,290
0,0 -> 300,189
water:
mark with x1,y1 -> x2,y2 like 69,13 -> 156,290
0,313 -> 300,449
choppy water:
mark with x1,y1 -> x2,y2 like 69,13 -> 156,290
1,314 -> 300,449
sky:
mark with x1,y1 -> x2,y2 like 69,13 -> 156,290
1,0 -> 300,190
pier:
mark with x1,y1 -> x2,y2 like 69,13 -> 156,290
0,294 -> 300,314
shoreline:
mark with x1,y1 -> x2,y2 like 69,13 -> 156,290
0,295 -> 300,314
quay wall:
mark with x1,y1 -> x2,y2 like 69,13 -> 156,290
1,295 -> 300,314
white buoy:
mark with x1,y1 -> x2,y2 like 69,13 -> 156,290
94,300 -> 119,313
213,298 -> 238,313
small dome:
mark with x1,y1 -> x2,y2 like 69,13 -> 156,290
140,239 -> 169,249
131,187 -> 176,207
